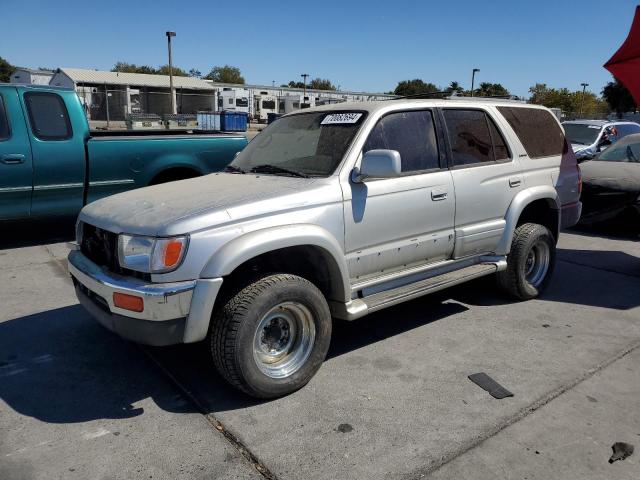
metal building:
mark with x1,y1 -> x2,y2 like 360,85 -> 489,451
10,68 -> 54,85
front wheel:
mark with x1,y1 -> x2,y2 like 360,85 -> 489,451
210,274 -> 332,398
497,223 -> 556,300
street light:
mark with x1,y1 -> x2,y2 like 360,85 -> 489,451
471,68 -> 480,97
166,31 -> 177,114
301,73 -> 309,105
579,82 -> 589,117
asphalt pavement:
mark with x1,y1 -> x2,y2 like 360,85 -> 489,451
0,225 -> 638,479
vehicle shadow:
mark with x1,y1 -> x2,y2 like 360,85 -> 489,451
0,305 -> 199,424
0,217 -> 76,250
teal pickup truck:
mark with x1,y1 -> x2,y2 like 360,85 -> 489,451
0,84 -> 247,220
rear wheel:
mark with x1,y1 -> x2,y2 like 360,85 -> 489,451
497,223 -> 556,300
210,274 -> 332,398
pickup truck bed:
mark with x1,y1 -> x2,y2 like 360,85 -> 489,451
0,84 -> 247,220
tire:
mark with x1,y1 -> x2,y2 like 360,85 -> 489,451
210,274 -> 332,398
497,223 -> 556,300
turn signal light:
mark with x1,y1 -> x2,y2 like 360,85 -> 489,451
113,292 -> 144,312
163,240 -> 184,268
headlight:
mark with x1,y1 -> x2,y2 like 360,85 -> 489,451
118,234 -> 188,273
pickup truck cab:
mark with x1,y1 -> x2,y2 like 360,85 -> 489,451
69,99 -> 582,398
0,84 -> 247,220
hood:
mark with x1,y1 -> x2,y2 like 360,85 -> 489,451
79,172 -> 328,236
580,160 -> 640,192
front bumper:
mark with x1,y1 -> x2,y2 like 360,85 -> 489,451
68,249 -> 220,346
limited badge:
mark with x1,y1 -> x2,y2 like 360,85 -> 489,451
321,113 -> 363,125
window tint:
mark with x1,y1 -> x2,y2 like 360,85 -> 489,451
24,92 -> 72,140
498,107 -> 565,158
443,109 -> 493,166
0,96 -> 9,140
364,110 -> 439,172
487,116 -> 510,160
616,124 -> 640,137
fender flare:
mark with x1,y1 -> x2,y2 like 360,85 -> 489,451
200,224 -> 351,302
496,186 -> 560,255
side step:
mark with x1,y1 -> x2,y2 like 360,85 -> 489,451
331,263 -> 498,321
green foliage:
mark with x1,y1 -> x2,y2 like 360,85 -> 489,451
156,65 -> 188,76
602,78 -> 636,117
446,81 -> 464,95
308,78 -> 336,90
188,68 -> 202,78
286,81 -> 305,88
528,83 -> 609,116
474,82 -> 510,97
394,79 -> 440,96
204,65 -> 245,84
111,62 -> 156,74
0,56 -> 16,83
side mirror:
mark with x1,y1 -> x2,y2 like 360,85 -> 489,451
352,149 -> 402,183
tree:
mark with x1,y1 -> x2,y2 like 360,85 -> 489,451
111,62 -> 156,74
393,79 -> 440,96
204,65 -> 245,84
475,82 -> 510,97
446,81 -> 464,95
188,68 -> 202,78
602,78 -> 636,117
156,65 -> 188,76
528,83 -> 609,117
286,81 -> 306,88
0,56 -> 16,83
309,78 -> 336,90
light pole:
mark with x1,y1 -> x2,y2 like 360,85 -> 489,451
301,73 -> 309,105
579,82 -> 589,117
166,31 -> 177,114
470,68 -> 480,97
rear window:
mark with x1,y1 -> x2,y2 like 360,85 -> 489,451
498,107 -> 565,158
0,95 -> 9,140
24,92 -> 72,140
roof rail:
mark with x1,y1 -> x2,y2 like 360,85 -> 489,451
387,92 -> 526,103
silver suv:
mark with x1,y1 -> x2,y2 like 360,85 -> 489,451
69,99 -> 582,398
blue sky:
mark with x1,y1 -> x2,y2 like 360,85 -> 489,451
2,0 -> 637,97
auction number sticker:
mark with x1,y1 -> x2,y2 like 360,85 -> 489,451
321,113 -> 363,125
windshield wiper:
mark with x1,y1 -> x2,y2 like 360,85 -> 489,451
224,165 -> 246,174
249,164 -> 309,178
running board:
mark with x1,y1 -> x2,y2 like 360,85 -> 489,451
331,263 -> 499,321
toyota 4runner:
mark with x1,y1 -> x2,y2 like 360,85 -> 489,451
69,99 -> 582,398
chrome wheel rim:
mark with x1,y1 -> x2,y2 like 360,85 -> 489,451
253,302 -> 316,379
524,240 -> 550,288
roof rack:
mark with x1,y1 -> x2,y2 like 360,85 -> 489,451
387,92 -> 525,103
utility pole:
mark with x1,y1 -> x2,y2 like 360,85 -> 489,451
166,31 -> 177,114
301,73 -> 309,105
580,82 -> 589,117
471,68 -> 480,97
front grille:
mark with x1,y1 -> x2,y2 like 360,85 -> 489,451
80,223 -> 150,281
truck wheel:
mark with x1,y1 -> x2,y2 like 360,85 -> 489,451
210,274 -> 332,398
497,223 -> 556,300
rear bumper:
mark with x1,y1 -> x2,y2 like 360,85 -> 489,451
560,201 -> 582,229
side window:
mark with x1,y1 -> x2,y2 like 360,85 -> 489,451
24,92 -> 72,140
487,115 -> 510,161
443,109 -> 493,166
616,124 -> 640,137
363,110 -> 439,172
497,107 -> 565,158
0,95 -> 10,140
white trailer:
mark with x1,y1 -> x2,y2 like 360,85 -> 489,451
217,88 -> 250,115
254,93 -> 278,122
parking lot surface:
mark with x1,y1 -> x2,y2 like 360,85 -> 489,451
1,228 -> 638,479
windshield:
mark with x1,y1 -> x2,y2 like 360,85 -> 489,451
596,138 -> 640,163
562,123 -> 601,145
230,111 -> 366,177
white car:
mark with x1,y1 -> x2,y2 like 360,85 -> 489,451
562,119 -> 640,160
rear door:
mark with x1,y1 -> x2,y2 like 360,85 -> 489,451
0,87 -> 34,220
21,91 -> 86,217
442,107 -> 523,258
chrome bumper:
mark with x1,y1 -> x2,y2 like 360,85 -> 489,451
68,250 -> 196,322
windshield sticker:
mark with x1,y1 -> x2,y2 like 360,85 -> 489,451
321,113 -> 363,125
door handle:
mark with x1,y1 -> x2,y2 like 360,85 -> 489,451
509,178 -> 522,188
1,154 -> 26,165
431,190 -> 448,201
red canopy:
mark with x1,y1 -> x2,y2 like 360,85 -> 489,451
604,6 -> 640,105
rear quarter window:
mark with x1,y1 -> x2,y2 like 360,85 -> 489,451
497,107 -> 565,158
24,92 -> 73,140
